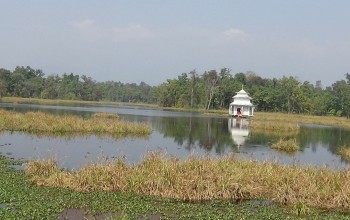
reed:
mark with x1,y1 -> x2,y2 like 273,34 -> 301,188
25,152 -> 350,211
1,97 -> 158,108
0,109 -> 151,137
93,112 -> 119,119
271,138 -> 299,152
254,112 -> 350,129
249,121 -> 300,137
338,147 -> 350,162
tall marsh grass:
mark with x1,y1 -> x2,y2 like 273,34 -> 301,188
249,121 -> 300,137
254,112 -> 350,129
338,147 -> 350,162
25,152 -> 350,211
0,109 -> 151,137
271,138 -> 299,152
1,97 -> 158,108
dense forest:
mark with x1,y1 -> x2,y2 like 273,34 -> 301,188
1,66 -> 350,117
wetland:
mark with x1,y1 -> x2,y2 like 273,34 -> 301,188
0,102 -> 349,170
1,101 -> 350,219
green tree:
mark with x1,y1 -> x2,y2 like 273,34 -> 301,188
0,68 -> 11,98
278,76 -> 300,113
332,80 -> 350,117
203,70 -> 220,109
41,75 -> 60,99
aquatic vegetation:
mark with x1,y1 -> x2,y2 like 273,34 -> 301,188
271,138 -> 299,152
93,112 -> 119,119
25,152 -> 350,212
1,96 -> 158,108
254,112 -> 350,129
7,155 -> 348,219
249,121 -> 300,137
338,147 -> 350,162
0,109 -> 151,137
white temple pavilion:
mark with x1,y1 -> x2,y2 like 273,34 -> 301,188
229,88 -> 254,117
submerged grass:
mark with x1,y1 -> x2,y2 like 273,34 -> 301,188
0,109 -> 151,137
25,152 -> 350,212
271,138 -> 299,152
249,121 -> 300,137
93,112 -> 119,119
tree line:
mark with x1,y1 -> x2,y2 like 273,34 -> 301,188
1,66 -> 350,117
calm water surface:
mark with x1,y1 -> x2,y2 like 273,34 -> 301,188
0,103 -> 349,170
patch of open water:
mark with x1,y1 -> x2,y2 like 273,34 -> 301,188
0,103 -> 349,170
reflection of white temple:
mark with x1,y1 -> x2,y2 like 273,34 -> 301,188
229,88 -> 254,117
228,118 -> 250,146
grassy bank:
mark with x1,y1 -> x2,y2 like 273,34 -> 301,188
0,155 -> 348,219
0,109 -> 151,137
254,112 -> 350,129
26,152 -> 350,213
0,96 -> 158,108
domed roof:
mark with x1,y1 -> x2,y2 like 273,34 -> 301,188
232,89 -> 251,99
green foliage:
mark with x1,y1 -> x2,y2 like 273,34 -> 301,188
2,65 -> 350,118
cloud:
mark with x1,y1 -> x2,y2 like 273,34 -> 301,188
112,24 -> 155,41
71,19 -> 97,30
70,19 -> 155,42
221,28 -> 247,41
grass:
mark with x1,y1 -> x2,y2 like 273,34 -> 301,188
338,147 -> 350,162
249,121 -> 300,137
254,112 -> 350,129
271,138 -> 299,152
25,152 -> 350,213
0,109 -> 151,138
93,112 -> 119,119
6,155 -> 350,219
1,96 -> 158,108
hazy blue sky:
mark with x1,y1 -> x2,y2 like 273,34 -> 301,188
1,0 -> 349,86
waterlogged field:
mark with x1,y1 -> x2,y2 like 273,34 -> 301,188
1,100 -> 350,218
2,155 -> 350,219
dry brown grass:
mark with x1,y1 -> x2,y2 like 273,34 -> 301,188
25,152 -> 350,210
0,109 -> 151,137
338,147 -> 350,163
249,121 -> 300,137
271,138 -> 299,152
1,97 -> 158,108
254,112 -> 350,129
93,112 -> 119,119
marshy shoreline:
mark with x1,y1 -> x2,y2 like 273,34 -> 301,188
0,154 -> 350,219
2,97 -> 350,218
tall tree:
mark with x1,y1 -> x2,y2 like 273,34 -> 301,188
189,70 -> 198,108
278,76 -> 300,113
203,70 -> 220,109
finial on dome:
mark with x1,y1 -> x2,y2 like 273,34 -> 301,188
242,84 -> 244,90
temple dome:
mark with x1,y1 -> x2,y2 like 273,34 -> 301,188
231,89 -> 253,106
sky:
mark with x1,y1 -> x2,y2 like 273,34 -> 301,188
1,0 -> 350,87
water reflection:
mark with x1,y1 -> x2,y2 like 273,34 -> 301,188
0,103 -> 350,169
228,118 -> 250,147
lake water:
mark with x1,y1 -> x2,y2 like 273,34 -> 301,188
0,103 -> 349,170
